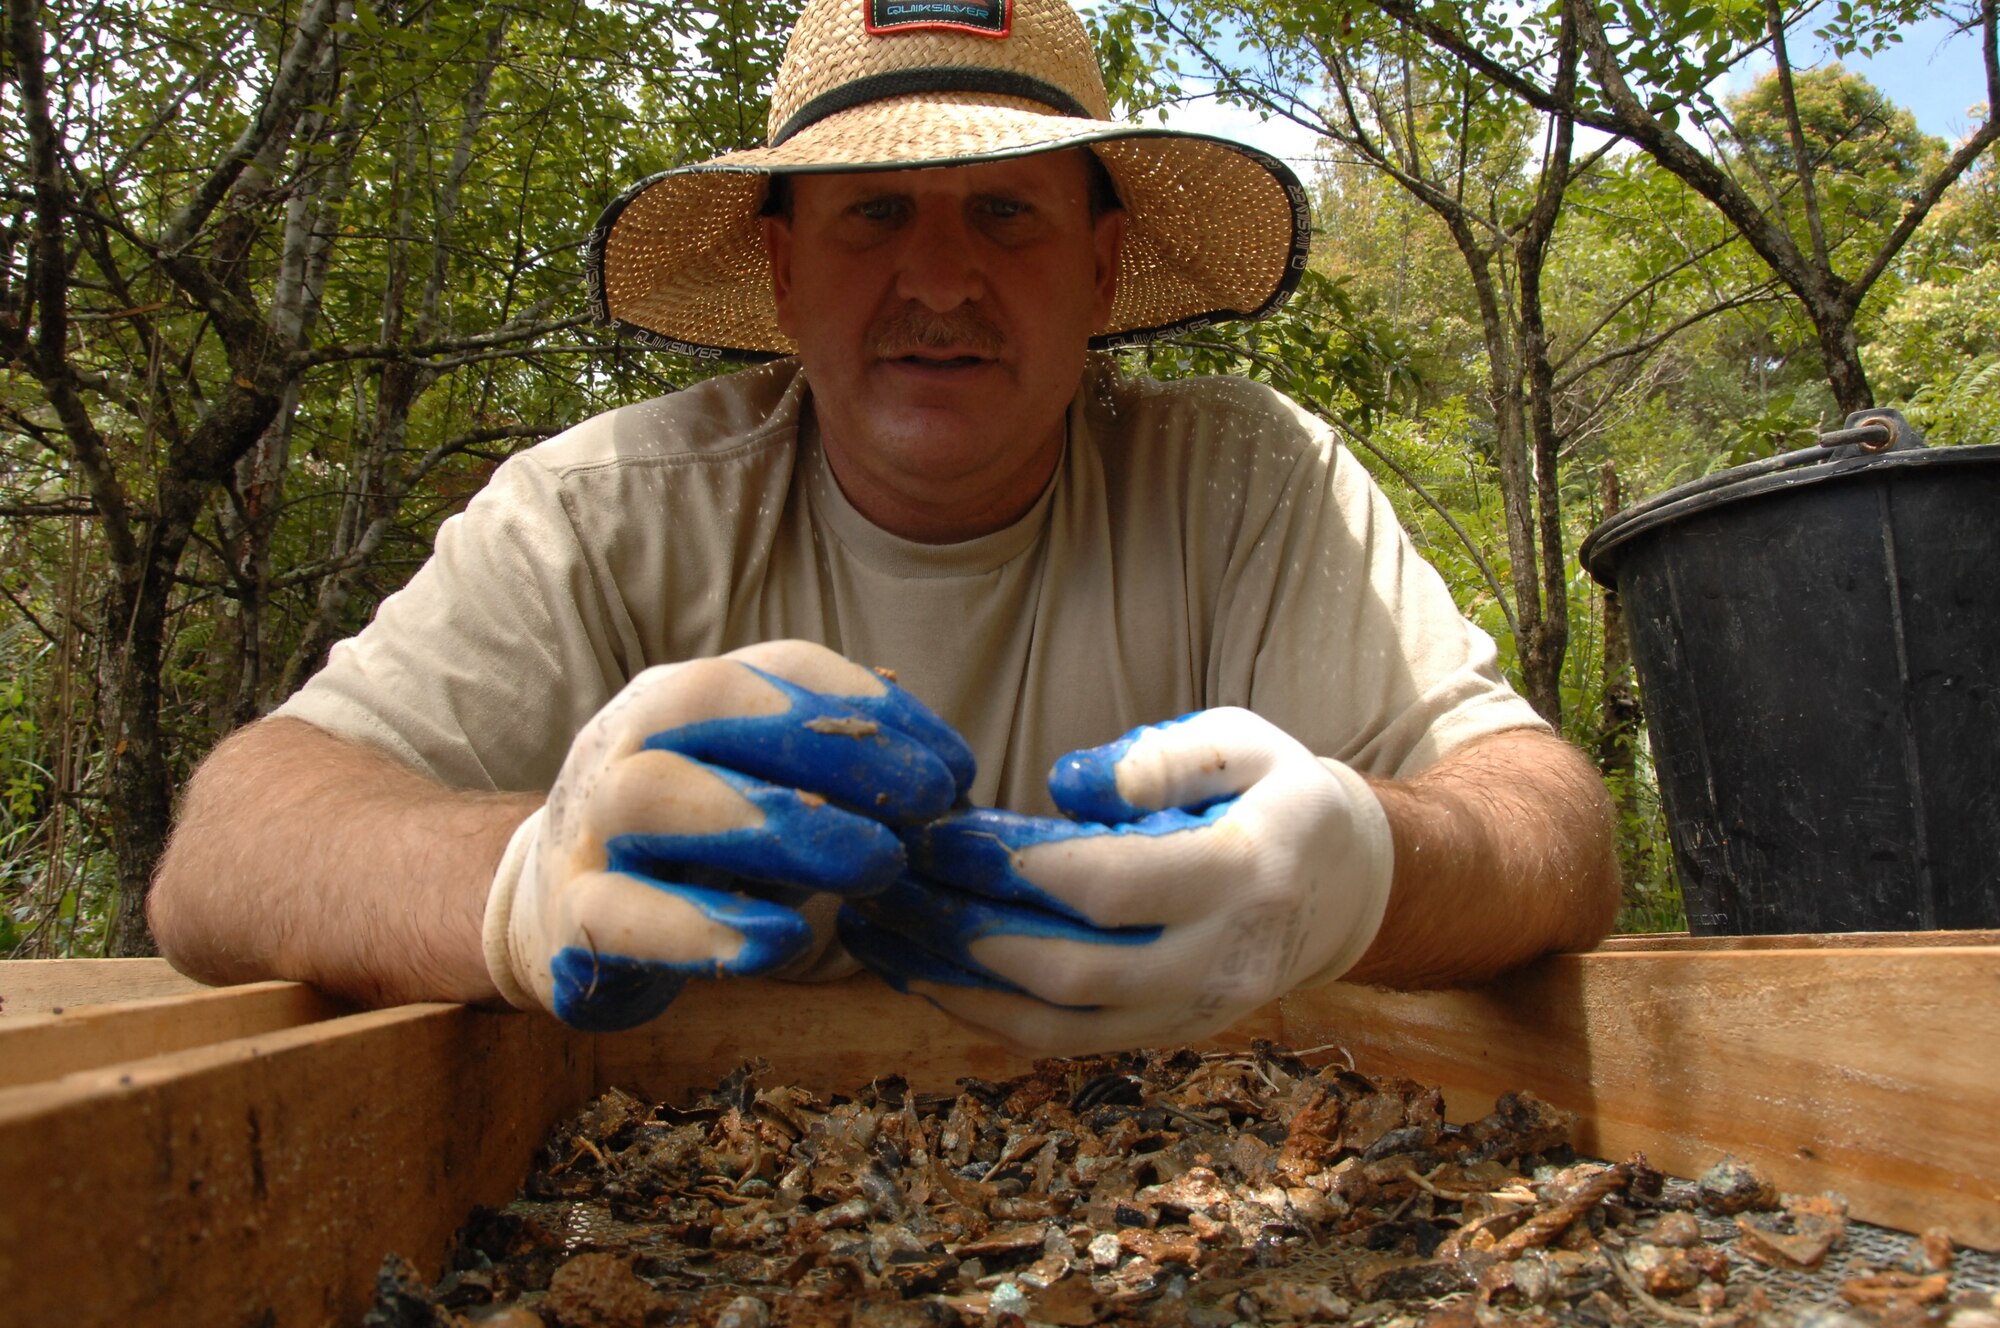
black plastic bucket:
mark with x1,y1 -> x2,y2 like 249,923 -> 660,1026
1580,410 -> 2000,935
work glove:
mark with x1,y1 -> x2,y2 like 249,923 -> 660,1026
484,640 -> 974,1032
838,707 -> 1393,1054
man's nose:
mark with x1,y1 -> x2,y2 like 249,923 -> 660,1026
893,206 -> 983,311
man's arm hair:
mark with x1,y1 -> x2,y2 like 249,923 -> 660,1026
149,717 -> 540,1007
1345,727 -> 1620,988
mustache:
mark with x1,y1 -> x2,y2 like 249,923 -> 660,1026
872,307 -> 1006,359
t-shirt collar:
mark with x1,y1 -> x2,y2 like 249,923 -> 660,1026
797,396 -> 1074,579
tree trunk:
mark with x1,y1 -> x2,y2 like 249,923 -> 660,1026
96,499 -> 193,956
1512,49 -> 1578,730
1594,464 -> 1641,787
98,374 -> 280,953
1370,0 -> 2000,422
1439,215 -> 1556,725
1494,385 -> 1558,722
223,407 -> 297,730
1815,309 -> 1874,417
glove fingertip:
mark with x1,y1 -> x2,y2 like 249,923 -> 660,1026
888,694 -> 976,794
884,746 -> 966,825
935,730 -> 977,801
720,907 -> 816,976
548,949 -> 692,1032
753,790 -> 910,893
1052,711 -> 1268,821
903,811 -> 1111,925
1048,736 -> 1146,823
858,684 -> 978,808
618,874 -> 813,974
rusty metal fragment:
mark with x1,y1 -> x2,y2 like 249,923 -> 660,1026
1698,1155 -> 1782,1215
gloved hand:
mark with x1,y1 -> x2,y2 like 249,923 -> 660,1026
485,640 -> 973,1031
838,707 -> 1393,1053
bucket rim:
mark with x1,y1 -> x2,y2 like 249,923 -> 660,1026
1580,439 -> 2000,588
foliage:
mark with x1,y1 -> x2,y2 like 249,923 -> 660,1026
3,0 -> 1990,952
1867,158 -> 2000,443
1327,0 -> 2000,413
1,0 -> 793,953
0,615 -> 112,957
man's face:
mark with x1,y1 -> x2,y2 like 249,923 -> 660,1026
764,151 -> 1124,541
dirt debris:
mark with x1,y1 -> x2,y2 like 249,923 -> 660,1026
1699,1158 -> 1782,1216
366,1046 -> 1986,1327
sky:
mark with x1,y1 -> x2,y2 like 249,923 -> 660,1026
1145,7 -> 1993,172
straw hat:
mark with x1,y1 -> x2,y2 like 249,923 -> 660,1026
586,0 -> 1312,360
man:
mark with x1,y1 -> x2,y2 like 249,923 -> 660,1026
150,0 -> 1617,1052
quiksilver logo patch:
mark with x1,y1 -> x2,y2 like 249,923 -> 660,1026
867,0 -> 1012,37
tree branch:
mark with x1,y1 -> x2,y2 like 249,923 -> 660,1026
0,576 -> 74,650
155,0 -> 342,258
1845,3 -> 2000,307
1373,0 -> 1824,310
1555,284 -> 1784,393
0,500 -> 99,518
1551,231 -> 1744,373
64,208 -> 189,450
5,0 -> 138,570
1765,0 -> 1834,273
298,314 -> 593,368
402,424 -> 559,489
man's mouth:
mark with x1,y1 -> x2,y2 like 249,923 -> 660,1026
887,352 -> 991,370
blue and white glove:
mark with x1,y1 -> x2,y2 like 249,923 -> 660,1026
484,640 -> 973,1032
838,708 -> 1393,1053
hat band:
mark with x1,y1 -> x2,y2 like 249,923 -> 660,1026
769,66 -> 1093,146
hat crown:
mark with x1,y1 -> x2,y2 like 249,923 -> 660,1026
766,0 -> 1113,143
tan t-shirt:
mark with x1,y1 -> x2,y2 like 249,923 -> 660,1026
279,355 -> 1541,817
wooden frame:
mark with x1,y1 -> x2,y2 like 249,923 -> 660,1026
3,932 -> 1995,1325
1290,935 -> 2000,1251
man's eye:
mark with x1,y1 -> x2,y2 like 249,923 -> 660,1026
980,198 -> 1031,220
852,197 -> 907,223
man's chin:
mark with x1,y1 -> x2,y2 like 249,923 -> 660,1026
859,361 -> 1017,428
865,408 -> 999,455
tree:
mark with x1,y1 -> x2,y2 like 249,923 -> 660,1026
1358,0 -> 2000,416
1866,153 -> 2000,441
1105,0 -> 1780,724
1,0 -> 792,954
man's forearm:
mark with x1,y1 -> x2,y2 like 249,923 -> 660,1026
150,717 -> 540,1007
1345,728 -> 1620,988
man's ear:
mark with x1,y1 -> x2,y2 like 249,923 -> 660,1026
1091,208 -> 1126,332
763,214 -> 797,339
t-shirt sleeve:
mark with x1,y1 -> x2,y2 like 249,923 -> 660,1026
271,453 -> 628,792
1220,396 -> 1548,778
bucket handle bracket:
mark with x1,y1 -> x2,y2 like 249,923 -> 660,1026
1818,408 -> 1927,455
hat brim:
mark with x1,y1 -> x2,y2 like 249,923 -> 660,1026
588,94 -> 1312,360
